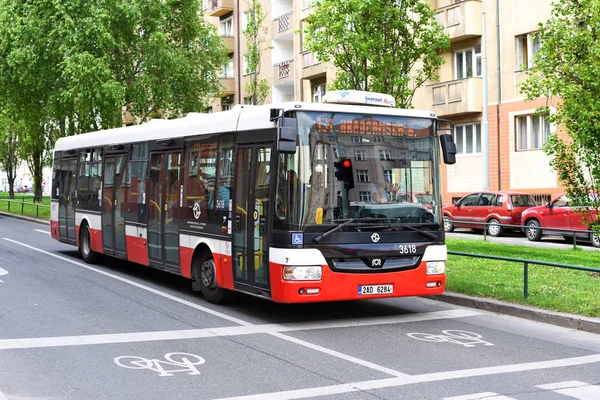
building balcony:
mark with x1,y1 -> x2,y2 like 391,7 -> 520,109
221,35 -> 234,54
430,77 -> 482,117
301,51 -> 326,79
273,59 -> 294,83
435,0 -> 482,43
273,11 -> 293,36
220,78 -> 235,96
207,0 -> 234,17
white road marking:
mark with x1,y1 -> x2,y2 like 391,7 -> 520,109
0,389 -> 6,400
34,229 -> 50,235
0,309 -> 478,350
212,354 -> 600,400
5,237 -> 479,378
0,267 -> 7,283
443,392 -> 514,400
537,380 -> 600,399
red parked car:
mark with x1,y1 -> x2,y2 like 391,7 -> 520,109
443,191 -> 536,236
521,194 -> 600,247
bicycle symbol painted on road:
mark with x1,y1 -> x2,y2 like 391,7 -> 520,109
114,352 -> 206,377
407,330 -> 494,347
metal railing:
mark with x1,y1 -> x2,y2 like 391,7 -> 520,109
446,219 -> 598,249
448,250 -> 600,298
0,197 -> 50,218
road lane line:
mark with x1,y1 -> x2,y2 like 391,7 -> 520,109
0,309 -> 478,350
213,354 -> 600,400
0,388 -> 7,400
34,229 -> 50,235
3,237 -> 478,379
537,380 -> 600,399
443,393 -> 514,400
2,238 -> 251,327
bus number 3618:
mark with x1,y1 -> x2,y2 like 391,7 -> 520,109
399,245 -> 417,254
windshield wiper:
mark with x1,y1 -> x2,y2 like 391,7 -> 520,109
312,218 -> 357,243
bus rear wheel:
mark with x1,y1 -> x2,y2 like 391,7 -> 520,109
79,224 -> 98,264
193,255 -> 233,304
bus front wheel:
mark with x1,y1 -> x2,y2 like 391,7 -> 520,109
79,224 -> 98,264
193,255 -> 232,304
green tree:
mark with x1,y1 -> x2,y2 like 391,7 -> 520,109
303,0 -> 449,108
0,109 -> 21,198
0,0 -> 228,199
244,0 -> 271,105
520,0 -> 600,230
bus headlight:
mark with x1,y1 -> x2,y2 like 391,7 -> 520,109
283,266 -> 322,281
426,261 -> 446,275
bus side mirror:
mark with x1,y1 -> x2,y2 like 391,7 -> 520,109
278,117 -> 297,154
440,134 -> 457,165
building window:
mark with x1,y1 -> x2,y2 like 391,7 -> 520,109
222,56 -> 234,78
356,170 -> 369,182
516,114 -> 550,151
516,32 -> 540,70
379,149 -> 392,160
455,45 -> 481,79
383,169 -> 393,182
221,96 -> 234,111
373,136 -> 385,142
351,136 -> 362,144
353,150 -> 366,161
220,17 -> 233,37
454,123 -> 482,155
359,191 -> 371,202
313,84 -> 326,103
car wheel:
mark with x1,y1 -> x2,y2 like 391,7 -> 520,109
79,224 -> 98,263
590,231 -> 600,248
443,216 -> 454,232
525,220 -> 542,241
193,255 -> 235,304
487,219 -> 503,237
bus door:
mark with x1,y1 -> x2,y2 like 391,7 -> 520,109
102,154 -> 127,256
59,157 -> 77,244
147,151 -> 182,270
232,144 -> 272,294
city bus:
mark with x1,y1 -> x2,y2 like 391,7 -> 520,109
50,90 -> 457,304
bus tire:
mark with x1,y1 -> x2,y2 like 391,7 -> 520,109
193,254 -> 232,304
79,223 -> 98,264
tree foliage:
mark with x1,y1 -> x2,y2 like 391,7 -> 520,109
243,0 -> 271,105
303,0 -> 449,108
0,109 -> 21,198
520,0 -> 600,229
0,0 -> 228,199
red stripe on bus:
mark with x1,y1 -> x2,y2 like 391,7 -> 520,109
89,227 -> 104,254
180,247 -> 193,278
126,235 -> 149,266
50,221 -> 59,241
268,261 -> 445,304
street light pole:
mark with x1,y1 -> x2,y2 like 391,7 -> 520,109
482,0 -> 489,190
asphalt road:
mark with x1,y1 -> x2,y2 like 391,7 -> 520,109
1,215 -> 600,400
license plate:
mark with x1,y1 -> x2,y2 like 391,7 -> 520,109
358,284 -> 394,295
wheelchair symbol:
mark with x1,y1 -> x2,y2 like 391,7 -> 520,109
292,234 -> 303,245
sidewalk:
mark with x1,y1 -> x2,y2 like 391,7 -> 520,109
432,292 -> 600,335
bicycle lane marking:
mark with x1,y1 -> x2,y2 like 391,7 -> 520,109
4,237 -> 449,378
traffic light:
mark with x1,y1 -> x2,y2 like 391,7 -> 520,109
334,158 -> 355,189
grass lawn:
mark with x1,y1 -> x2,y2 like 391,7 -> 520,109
0,192 -> 51,220
447,238 -> 600,317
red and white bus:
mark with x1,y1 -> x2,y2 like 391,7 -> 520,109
50,90 -> 457,304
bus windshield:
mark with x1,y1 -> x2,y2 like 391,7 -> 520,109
275,111 -> 443,231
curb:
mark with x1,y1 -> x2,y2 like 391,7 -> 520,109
0,211 -> 50,226
431,292 -> 600,335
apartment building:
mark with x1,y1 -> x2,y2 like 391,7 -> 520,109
204,0 -> 561,206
